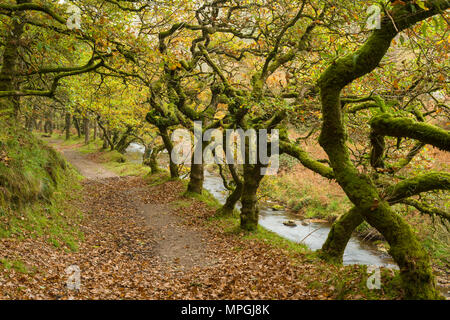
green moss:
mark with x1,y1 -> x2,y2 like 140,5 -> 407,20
0,259 -> 33,274
1,126 -> 67,207
245,225 -> 308,255
0,125 -> 84,251
386,172 -> 450,203
144,171 -> 174,186
104,160 -> 150,177
319,207 -> 364,264
259,175 -> 350,221
370,114 -> 450,152
183,189 -> 222,209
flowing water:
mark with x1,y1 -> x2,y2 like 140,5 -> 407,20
203,171 -> 398,268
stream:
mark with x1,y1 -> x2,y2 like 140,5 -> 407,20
203,171 -> 398,268
126,143 -> 397,269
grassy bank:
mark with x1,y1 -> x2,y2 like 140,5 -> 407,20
0,126 -> 84,273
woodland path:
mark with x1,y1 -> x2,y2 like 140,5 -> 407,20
50,140 -> 214,272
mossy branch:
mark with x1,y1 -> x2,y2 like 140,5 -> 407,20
0,59 -> 104,98
385,172 -> 450,203
400,199 -> 450,222
0,3 -> 67,24
370,114 -> 450,151
279,140 -> 334,179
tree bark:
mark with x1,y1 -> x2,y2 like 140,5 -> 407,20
65,112 -> 71,140
318,208 -> 364,264
217,164 -> 243,216
115,127 -> 134,154
0,0 -> 29,118
73,117 -> 81,138
240,164 -> 264,231
370,114 -> 450,152
187,158 -> 204,194
159,126 -> 179,179
320,172 -> 450,263
93,121 -> 98,140
144,144 -> 164,174
83,117 -> 90,145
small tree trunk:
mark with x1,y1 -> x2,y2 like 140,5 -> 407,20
44,120 -> 51,134
144,144 -> 164,174
149,154 -> 160,174
115,128 -> 134,154
83,117 -> 90,145
32,118 -> 38,131
65,113 -> 71,140
73,117 -> 81,138
219,182 -> 243,216
0,1 -> 27,118
159,126 -> 179,179
93,121 -> 98,140
96,119 -> 114,150
187,163 -> 204,194
102,136 -> 108,149
217,164 -> 243,216
25,116 -> 33,132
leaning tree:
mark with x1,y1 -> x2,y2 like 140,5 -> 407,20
315,0 -> 449,299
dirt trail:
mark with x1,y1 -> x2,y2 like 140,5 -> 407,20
59,148 -> 118,179
52,141 -> 214,271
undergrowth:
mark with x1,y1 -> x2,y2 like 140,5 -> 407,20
0,126 -> 84,255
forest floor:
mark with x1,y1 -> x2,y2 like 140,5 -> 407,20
0,140 -> 407,299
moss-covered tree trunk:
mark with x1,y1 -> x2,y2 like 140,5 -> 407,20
25,114 -> 35,132
93,121 -> 98,141
74,117 -> 81,138
217,164 -> 243,216
116,132 -> 134,154
319,207 -> 364,264
240,164 -> 264,231
220,184 -> 243,216
321,173 -> 450,264
0,0 -> 29,118
159,126 -> 179,179
102,135 -> 109,150
316,1 -> 449,299
44,117 -> 53,135
187,142 -> 205,194
144,144 -> 164,174
149,154 -> 160,174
